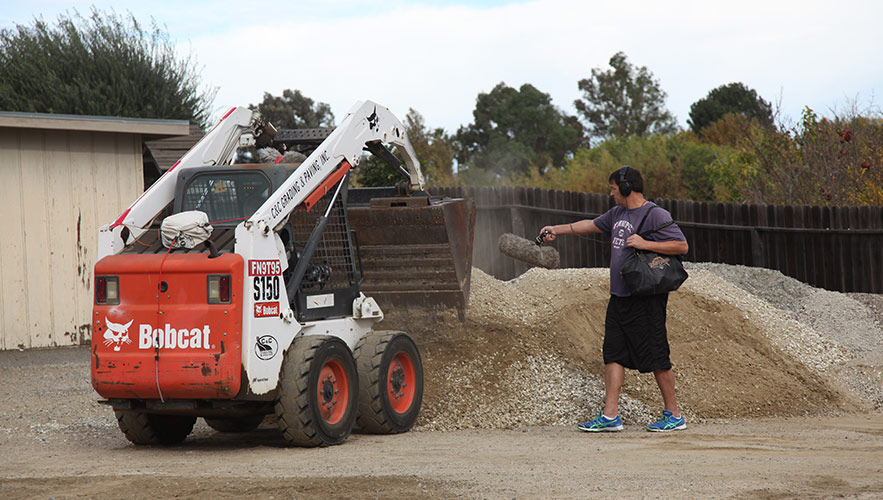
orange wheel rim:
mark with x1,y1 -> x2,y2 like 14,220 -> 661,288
317,358 -> 348,425
387,351 -> 416,414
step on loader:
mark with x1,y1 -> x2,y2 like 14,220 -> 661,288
91,101 -> 475,446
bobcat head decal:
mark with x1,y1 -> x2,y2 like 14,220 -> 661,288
367,106 -> 379,131
104,318 -> 134,351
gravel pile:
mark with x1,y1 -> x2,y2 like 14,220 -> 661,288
680,266 -> 849,372
687,262 -> 883,407
688,263 -> 883,358
403,263 -> 883,431
420,351 -> 654,431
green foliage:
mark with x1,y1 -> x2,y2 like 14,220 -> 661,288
674,134 -> 723,201
705,104 -> 883,205
0,8 -> 215,127
403,109 -> 456,187
574,52 -> 678,141
528,100 -> 883,207
250,89 -> 335,129
355,154 -> 400,188
688,82 -> 772,135
524,133 -> 734,202
697,113 -> 760,147
455,82 -> 584,180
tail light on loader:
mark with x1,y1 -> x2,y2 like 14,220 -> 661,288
95,276 -> 119,305
207,274 -> 232,304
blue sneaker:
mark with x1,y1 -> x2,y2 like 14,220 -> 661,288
577,411 -> 623,432
645,410 -> 686,432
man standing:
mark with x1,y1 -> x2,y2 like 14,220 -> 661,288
539,165 -> 689,432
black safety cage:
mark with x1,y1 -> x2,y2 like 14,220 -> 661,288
287,175 -> 361,321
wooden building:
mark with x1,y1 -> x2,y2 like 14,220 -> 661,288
0,112 -> 189,349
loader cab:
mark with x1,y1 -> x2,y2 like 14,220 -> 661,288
172,163 -> 362,322
173,165 -> 295,225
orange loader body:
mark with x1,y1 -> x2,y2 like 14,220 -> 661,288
92,253 -> 244,400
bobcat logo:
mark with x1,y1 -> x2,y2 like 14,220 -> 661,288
104,318 -> 134,351
367,106 -> 379,131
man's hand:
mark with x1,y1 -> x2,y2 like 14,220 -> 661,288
538,226 -> 556,243
626,234 -> 650,250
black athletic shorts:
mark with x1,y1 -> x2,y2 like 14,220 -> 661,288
603,293 -> 672,373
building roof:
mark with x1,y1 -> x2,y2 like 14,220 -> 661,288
0,111 -> 189,138
144,123 -> 205,171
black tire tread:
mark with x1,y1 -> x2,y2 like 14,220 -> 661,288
115,411 -> 195,445
354,330 -> 422,434
275,335 -> 324,446
275,335 -> 357,447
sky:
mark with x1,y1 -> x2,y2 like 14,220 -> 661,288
2,0 -> 883,133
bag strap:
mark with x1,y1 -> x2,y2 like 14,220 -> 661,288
634,205 -> 657,234
635,205 -> 676,239
641,220 -> 676,239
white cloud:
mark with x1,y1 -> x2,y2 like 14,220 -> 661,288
7,0 -> 883,131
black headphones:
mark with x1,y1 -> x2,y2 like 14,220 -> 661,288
618,165 -> 632,196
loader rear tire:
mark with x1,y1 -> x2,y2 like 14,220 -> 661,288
275,335 -> 358,447
204,415 -> 265,433
354,331 -> 423,434
114,411 -> 196,445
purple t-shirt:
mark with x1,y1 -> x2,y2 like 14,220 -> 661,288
593,202 -> 686,297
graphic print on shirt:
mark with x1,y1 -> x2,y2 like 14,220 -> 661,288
611,219 -> 634,250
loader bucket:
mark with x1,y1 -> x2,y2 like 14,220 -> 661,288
346,192 -> 475,313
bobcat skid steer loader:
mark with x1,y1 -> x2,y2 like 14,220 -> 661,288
91,101 -> 474,446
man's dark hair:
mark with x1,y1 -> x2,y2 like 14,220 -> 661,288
608,166 -> 644,194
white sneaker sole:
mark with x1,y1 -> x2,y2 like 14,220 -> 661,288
578,424 -> 623,432
646,422 -> 687,432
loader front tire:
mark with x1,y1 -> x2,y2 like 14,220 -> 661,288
114,411 -> 196,445
354,331 -> 423,434
204,415 -> 265,433
275,335 -> 358,447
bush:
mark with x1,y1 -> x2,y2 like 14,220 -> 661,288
0,8 -> 214,127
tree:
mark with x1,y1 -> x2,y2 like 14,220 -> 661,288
0,9 -> 215,127
688,82 -> 772,135
455,82 -> 584,180
706,105 -> 883,205
250,89 -> 335,129
404,109 -> 455,186
575,52 -> 678,141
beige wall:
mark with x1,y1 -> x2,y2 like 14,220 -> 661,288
0,129 -> 143,349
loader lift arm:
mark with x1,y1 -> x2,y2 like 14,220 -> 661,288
246,100 -> 424,232
98,99 -> 473,316
99,101 -> 425,259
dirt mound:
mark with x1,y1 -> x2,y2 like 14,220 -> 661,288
380,267 -> 872,431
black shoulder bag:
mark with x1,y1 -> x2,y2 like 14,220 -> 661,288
620,205 -> 688,296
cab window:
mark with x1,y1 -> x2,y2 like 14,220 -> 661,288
181,172 -> 271,223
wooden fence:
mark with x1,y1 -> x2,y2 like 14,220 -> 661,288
433,186 -> 883,294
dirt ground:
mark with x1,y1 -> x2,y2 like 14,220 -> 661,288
1,347 -> 882,500
2,266 -> 883,499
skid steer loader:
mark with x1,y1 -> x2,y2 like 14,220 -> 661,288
91,101 -> 474,446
